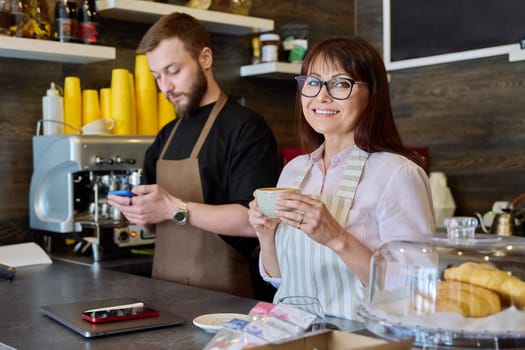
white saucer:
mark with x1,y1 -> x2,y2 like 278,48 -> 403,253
192,313 -> 251,333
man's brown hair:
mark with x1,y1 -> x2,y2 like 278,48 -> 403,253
136,12 -> 211,60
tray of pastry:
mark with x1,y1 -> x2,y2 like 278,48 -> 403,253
358,233 -> 525,349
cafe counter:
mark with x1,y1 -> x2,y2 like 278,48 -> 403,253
0,260 -> 363,349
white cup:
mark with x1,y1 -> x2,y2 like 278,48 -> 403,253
81,118 -> 115,135
255,187 -> 301,218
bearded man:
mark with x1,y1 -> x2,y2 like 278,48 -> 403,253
108,12 -> 279,298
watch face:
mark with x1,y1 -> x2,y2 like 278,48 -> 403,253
174,211 -> 187,224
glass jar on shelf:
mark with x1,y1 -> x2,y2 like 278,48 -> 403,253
229,0 -> 250,15
10,0 -> 32,37
32,0 -> 51,40
0,0 -> 10,35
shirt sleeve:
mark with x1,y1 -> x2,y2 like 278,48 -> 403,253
376,163 -> 435,243
258,254 -> 281,288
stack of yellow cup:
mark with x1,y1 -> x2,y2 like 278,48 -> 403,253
82,89 -> 101,126
135,54 -> 158,135
110,68 -> 133,135
99,88 -> 112,120
128,72 -> 138,135
63,76 -> 82,134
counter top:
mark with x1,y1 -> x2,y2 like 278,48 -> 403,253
0,260 -> 251,349
0,260 -> 363,349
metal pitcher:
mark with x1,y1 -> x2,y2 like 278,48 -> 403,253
489,209 -> 515,236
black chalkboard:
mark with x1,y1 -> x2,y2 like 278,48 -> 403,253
389,0 -> 525,62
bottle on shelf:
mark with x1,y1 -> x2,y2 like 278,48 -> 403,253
0,0 -> 10,35
42,82 -> 64,135
78,0 -> 98,44
53,0 -> 79,42
251,36 -> 261,64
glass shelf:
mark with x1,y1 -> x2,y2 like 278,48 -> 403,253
508,44 -> 525,62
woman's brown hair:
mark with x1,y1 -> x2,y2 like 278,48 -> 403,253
296,37 -> 423,167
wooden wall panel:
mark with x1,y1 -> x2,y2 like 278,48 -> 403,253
358,0 -> 525,217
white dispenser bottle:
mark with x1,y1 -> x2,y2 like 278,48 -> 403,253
429,171 -> 456,229
42,82 -> 64,135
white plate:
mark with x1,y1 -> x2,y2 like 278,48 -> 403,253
192,313 -> 251,333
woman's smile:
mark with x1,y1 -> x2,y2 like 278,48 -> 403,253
312,107 -> 339,116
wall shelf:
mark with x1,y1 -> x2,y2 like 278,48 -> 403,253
240,62 -> 301,79
508,44 -> 525,62
0,36 -> 116,63
96,0 -> 274,35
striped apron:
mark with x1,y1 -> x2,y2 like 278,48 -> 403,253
273,145 -> 369,319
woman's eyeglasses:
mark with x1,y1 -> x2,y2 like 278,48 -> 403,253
294,75 -> 366,100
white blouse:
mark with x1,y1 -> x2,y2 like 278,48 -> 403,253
260,146 -> 435,318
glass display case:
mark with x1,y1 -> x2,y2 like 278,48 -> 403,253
358,229 -> 525,349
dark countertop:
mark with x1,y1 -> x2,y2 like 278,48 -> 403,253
0,260 -> 255,349
0,260 -> 364,350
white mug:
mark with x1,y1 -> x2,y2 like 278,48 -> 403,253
81,118 -> 115,135
255,187 -> 301,218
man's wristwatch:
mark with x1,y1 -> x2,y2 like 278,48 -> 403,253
172,200 -> 188,225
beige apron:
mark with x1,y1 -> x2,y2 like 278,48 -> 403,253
152,93 -> 253,298
274,145 -> 369,319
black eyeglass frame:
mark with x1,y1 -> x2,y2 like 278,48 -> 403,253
294,75 -> 366,100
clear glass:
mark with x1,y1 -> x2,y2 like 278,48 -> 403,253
277,296 -> 325,332
444,216 -> 478,242
295,75 -> 364,100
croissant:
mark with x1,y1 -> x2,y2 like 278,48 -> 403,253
436,280 -> 501,317
444,262 -> 525,309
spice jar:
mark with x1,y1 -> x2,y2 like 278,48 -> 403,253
260,33 -> 280,63
251,36 -> 261,64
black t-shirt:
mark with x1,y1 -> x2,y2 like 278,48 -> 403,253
143,97 -> 279,256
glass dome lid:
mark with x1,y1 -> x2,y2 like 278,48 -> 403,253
358,231 -> 525,349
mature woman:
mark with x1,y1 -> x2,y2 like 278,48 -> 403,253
248,37 -> 435,320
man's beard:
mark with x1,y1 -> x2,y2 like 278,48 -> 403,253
168,68 -> 207,118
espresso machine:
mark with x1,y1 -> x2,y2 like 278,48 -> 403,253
29,134 -> 155,261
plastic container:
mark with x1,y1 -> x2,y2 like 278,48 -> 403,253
430,171 -> 456,228
358,229 -> 525,348
42,82 -> 64,135
260,33 -> 280,63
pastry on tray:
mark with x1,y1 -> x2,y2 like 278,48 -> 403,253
435,280 -> 501,317
444,262 -> 525,309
